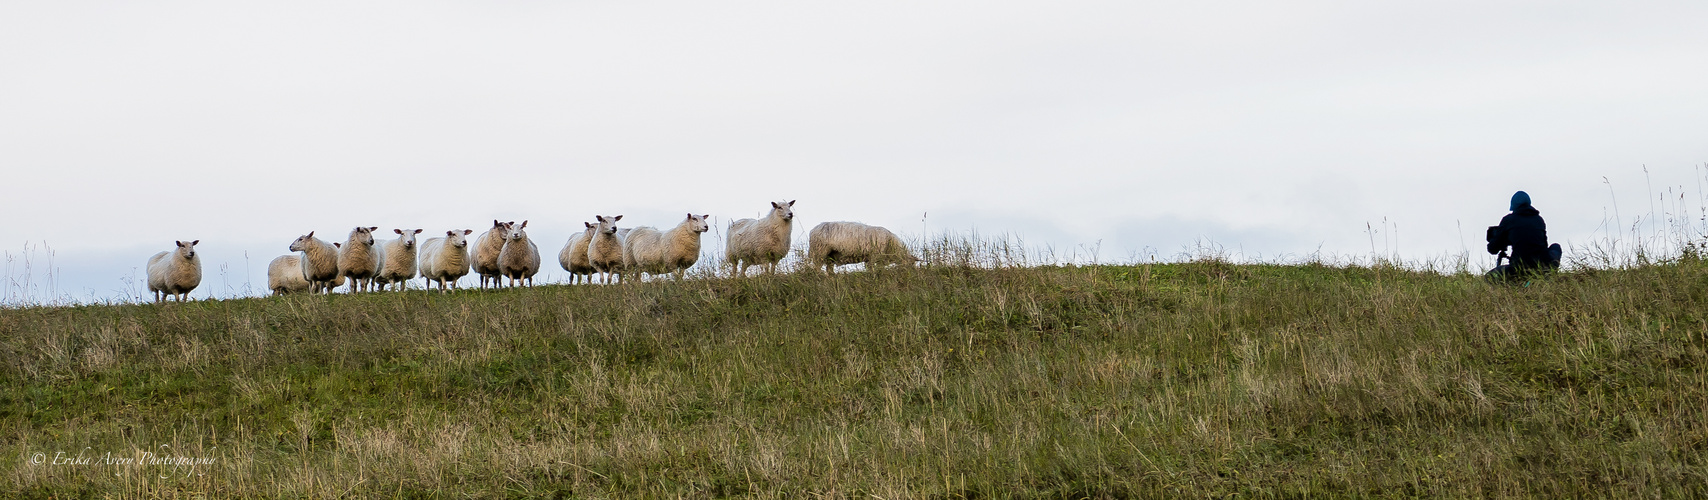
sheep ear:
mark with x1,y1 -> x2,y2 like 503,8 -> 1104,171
414,229 -> 423,234
369,226 -> 378,232
191,240 -> 198,246
701,214 -> 710,220
520,220 -> 528,228
176,241 -> 185,247
687,212 -> 693,219
334,242 -> 341,248
788,200 -> 796,206
447,230 -> 456,236
772,202 -> 781,209
585,222 -> 595,229
614,215 -> 623,221
463,229 -> 474,235
306,231 -> 314,238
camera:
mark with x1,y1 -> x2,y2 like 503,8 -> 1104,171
1485,226 -> 1504,244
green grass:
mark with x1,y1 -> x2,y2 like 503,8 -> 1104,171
3,258 -> 1707,497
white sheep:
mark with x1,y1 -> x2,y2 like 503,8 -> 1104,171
267,255 -> 346,295
588,215 -> 627,284
727,200 -> 795,277
558,222 -> 596,284
376,228 -> 422,291
498,220 -> 541,287
624,213 -> 711,281
808,221 -> 918,274
337,226 -> 383,293
419,229 -> 475,292
472,220 -> 514,289
146,240 -> 202,302
289,231 -> 341,294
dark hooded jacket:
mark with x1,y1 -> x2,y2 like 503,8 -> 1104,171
1487,204 -> 1550,270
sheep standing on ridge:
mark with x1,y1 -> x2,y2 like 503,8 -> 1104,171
337,226 -> 384,293
472,220 -> 514,289
588,215 -> 627,284
376,229 -> 422,291
727,200 -> 795,277
419,229 -> 474,292
289,232 -> 340,294
624,213 -> 710,281
558,222 -> 596,285
498,220 -> 541,287
268,255 -> 346,295
808,221 -> 918,274
146,240 -> 202,302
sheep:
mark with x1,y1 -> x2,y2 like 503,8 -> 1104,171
289,231 -> 341,294
267,255 -> 346,295
558,222 -> 596,284
472,220 -> 514,289
624,213 -> 711,281
588,215 -> 627,284
808,221 -> 919,274
727,200 -> 795,277
419,229 -> 474,292
337,226 -> 384,293
498,220 -> 541,287
145,240 -> 202,302
376,229 -> 423,291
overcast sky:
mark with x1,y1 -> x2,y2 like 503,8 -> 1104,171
4,1 -> 1707,303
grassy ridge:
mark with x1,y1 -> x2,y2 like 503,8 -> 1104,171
3,260 -> 1707,497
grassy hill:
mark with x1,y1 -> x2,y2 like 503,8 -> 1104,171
3,257 -> 1707,497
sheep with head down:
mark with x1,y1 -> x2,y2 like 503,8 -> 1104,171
289,231 -> 340,294
471,220 -> 514,289
146,240 -> 202,302
558,222 -> 596,285
808,221 -> 918,274
624,213 -> 710,281
727,200 -> 795,277
268,255 -> 346,295
419,229 -> 474,292
498,220 -> 540,287
376,228 -> 423,291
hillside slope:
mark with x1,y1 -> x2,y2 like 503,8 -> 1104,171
3,261 -> 1706,497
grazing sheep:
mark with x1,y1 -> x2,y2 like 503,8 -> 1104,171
588,215 -> 627,284
289,232 -> 341,294
145,240 -> 202,302
624,213 -> 711,281
419,229 -> 474,292
498,220 -> 541,287
267,255 -> 346,295
808,221 -> 918,274
472,220 -> 514,289
727,200 -> 795,277
337,226 -> 383,293
377,229 -> 423,291
558,222 -> 596,284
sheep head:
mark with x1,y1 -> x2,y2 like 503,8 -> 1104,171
770,200 -> 795,222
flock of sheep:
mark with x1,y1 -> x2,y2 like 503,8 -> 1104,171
144,200 -> 920,302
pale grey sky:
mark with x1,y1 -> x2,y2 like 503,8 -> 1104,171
4,1 -> 1707,302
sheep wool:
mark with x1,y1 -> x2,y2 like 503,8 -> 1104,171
471,220 -> 513,289
146,240 -> 202,302
726,200 -> 795,277
289,232 -> 340,294
498,220 -> 541,287
624,213 -> 710,281
588,215 -> 627,284
558,222 -> 596,284
377,229 -> 423,291
419,229 -> 474,292
268,255 -> 346,295
808,221 -> 918,274
337,226 -> 383,293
